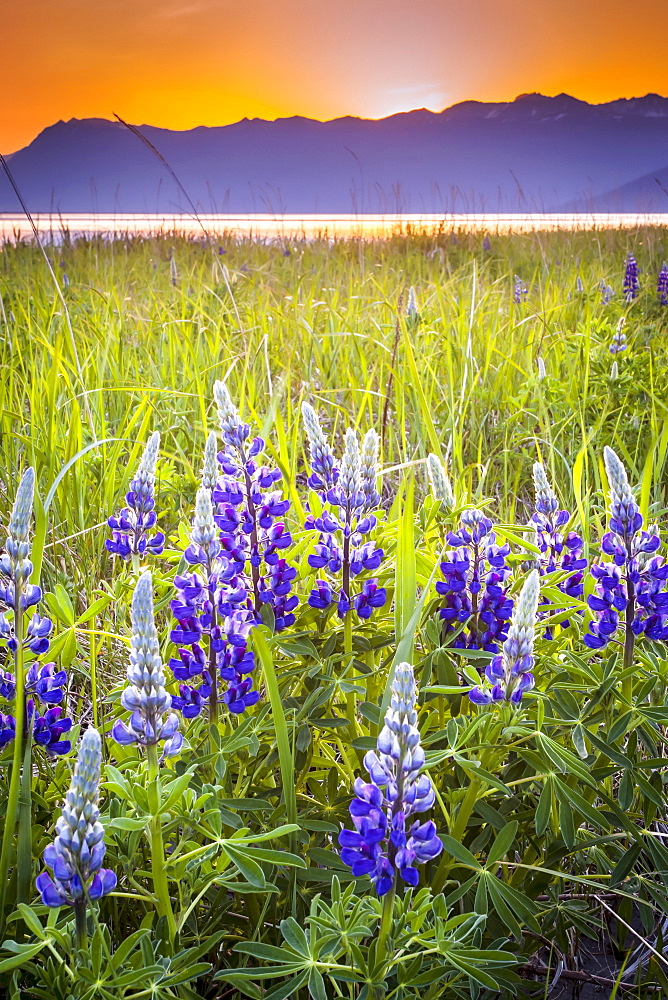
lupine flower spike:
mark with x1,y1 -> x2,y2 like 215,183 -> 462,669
584,447 -> 668,652
169,485 -> 259,719
513,275 -> 528,303
406,287 -> 420,323
537,357 -> 547,381
107,432 -> 165,561
436,508 -> 513,651
0,468 -> 71,755
600,280 -> 615,304
623,254 -> 639,302
113,571 -> 183,756
610,317 -> 627,355
36,728 -> 116,924
211,381 -> 297,628
426,453 -> 454,508
303,404 -> 386,621
170,384 -> 295,719
658,263 -> 668,306
201,431 -> 219,490
339,662 -> 442,895
530,463 -> 586,640
469,569 -> 540,705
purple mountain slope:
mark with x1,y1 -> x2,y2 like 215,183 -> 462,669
2,93 -> 668,214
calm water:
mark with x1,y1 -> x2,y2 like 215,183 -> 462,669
1,212 -> 667,241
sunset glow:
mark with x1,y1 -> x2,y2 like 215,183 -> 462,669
3,0 -> 668,152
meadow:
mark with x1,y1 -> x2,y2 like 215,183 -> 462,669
0,225 -> 668,999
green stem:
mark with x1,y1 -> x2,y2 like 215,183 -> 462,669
344,613 -> 357,736
146,743 -> 177,943
372,880 -> 396,1000
131,552 -> 141,576
74,898 -> 87,952
621,582 -> 636,704
0,582 -> 25,924
17,721 -> 33,903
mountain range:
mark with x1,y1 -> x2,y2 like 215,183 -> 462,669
2,93 -> 668,214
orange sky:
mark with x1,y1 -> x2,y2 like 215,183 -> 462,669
3,0 -> 668,152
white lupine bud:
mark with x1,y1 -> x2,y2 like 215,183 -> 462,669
537,356 -> 547,380
532,462 -> 558,512
302,402 -> 336,477
191,486 -> 218,551
123,571 -> 172,723
7,467 -> 34,547
502,569 -> 540,670
201,431 -> 219,490
611,360 -> 619,380
131,432 -> 160,495
406,286 -> 419,317
426,453 -> 454,507
361,428 -> 379,503
339,428 -> 362,498
4,467 -> 35,580
604,446 -> 635,511
213,380 -> 242,435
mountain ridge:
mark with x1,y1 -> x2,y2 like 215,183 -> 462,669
3,93 -> 668,213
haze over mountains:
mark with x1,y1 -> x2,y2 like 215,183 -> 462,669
2,93 -> 668,214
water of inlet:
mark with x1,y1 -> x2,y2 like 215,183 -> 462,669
0,212 -> 667,242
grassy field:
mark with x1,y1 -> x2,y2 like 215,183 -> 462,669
1,227 -> 668,998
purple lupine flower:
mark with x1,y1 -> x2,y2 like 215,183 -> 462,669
211,381 -> 298,629
609,317 -> 627,355
469,569 -> 540,706
339,662 -> 441,895
482,235 -> 491,251
30,704 -> 73,755
168,490 -> 260,719
658,263 -> 668,306
0,477 -> 72,756
600,280 -> 615,304
0,612 -> 52,655
302,408 -> 386,621
435,508 -> 513,651
623,254 -> 639,302
25,661 -> 67,703
106,432 -> 165,561
530,463 -> 587,639
0,713 -> 15,746
36,728 -> 116,909
584,447 -> 668,649
112,571 -> 182,756
513,275 -> 528,303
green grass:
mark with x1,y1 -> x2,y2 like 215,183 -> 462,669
1,226 -> 666,597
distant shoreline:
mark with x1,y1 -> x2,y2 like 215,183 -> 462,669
2,212 -> 667,242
